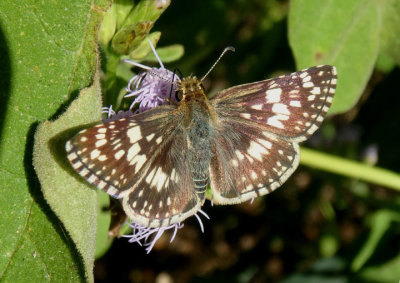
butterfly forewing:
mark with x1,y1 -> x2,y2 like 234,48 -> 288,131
66,106 -> 201,228
211,65 -> 337,142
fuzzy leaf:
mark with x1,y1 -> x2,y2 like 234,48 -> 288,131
33,71 -> 103,281
0,0 -> 110,281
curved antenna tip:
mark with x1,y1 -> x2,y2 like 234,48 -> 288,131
200,46 -> 235,82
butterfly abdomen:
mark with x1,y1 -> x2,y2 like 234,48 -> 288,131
185,102 -> 215,199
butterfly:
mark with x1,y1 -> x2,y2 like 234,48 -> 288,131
66,63 -> 337,228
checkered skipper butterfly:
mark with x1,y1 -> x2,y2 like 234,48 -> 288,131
66,48 -> 337,228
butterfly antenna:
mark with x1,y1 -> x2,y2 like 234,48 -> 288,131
200,46 -> 235,82
122,37 -> 178,86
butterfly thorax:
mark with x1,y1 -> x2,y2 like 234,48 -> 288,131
177,76 -> 218,124
176,76 -> 216,199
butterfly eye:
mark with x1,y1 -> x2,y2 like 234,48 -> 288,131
175,90 -> 183,101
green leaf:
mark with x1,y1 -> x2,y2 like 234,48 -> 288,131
122,0 -> 171,27
288,0 -> 380,114
351,210 -> 400,271
143,44 -> 185,63
128,31 -> 161,60
111,0 -> 171,54
95,191 -> 112,259
33,71 -> 103,281
380,0 -> 400,66
0,0 -> 110,281
112,20 -> 155,55
99,2 -> 117,47
357,252 -> 400,283
115,0 -> 135,30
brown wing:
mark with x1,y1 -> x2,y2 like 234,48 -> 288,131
208,65 -> 336,204
66,106 -> 202,227
211,65 -> 337,142
209,120 -> 299,204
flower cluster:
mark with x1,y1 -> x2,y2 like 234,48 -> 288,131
125,66 -> 180,113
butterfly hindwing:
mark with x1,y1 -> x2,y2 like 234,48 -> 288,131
211,65 -> 337,142
66,106 -> 202,227
209,120 -> 299,204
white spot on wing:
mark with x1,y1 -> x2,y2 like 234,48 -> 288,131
290,100 -> 301,107
90,149 -> 101,159
266,88 -> 282,103
235,150 -> 245,160
257,138 -> 272,149
299,71 -> 308,79
95,139 -> 107,147
311,87 -> 321,95
155,170 -> 168,192
146,133 -> 155,142
145,167 -> 157,184
98,155 -> 107,161
303,81 -> 314,88
114,149 -> 125,160
127,143 -> 140,161
131,155 -> 146,173
267,115 -> 286,129
232,159 -> 239,167
272,103 -> 290,115
251,104 -> 263,110
248,140 -> 268,161
240,113 -> 251,119
126,126 -> 142,143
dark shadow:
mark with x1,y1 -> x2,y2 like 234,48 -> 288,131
48,88 -> 82,121
0,21 -> 12,142
24,122 -> 87,282
48,121 -> 100,185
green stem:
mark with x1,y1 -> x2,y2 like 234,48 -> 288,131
300,147 -> 400,191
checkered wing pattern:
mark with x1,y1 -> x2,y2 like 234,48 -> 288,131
211,65 -> 337,142
66,106 -> 201,228
209,65 -> 336,204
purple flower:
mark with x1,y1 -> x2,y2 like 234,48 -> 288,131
122,209 -> 209,254
124,66 -> 180,113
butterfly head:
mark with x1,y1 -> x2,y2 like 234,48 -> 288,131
176,76 -> 205,100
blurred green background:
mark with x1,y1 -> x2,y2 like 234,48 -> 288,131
1,0 -> 399,282
94,0 -> 400,282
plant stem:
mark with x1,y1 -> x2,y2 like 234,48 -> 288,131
300,147 -> 400,191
